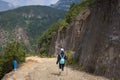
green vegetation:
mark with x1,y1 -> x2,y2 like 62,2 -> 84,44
38,19 -> 68,55
66,0 -> 95,23
0,6 -> 65,49
65,50 -> 85,71
111,77 -> 117,80
65,50 -> 76,65
0,41 -> 26,79
58,19 -> 68,31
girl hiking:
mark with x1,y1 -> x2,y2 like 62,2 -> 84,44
56,48 -> 67,72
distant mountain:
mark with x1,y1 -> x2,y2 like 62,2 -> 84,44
0,6 -> 65,51
51,0 -> 83,10
0,0 -> 14,12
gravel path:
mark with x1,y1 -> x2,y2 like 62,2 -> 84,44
2,56 -> 109,80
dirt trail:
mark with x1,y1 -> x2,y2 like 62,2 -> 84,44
2,56 -> 109,80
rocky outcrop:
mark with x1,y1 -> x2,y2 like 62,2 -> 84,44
49,0 -> 120,79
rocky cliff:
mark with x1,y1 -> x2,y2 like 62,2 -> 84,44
48,0 -> 120,79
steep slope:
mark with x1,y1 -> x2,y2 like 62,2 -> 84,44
51,0 -> 82,10
0,6 -> 65,51
38,0 -> 120,79
0,0 -> 14,12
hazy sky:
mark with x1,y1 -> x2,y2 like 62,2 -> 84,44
2,0 -> 59,6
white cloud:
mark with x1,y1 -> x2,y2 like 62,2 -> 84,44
26,0 -> 59,5
2,0 -> 59,6
48,0 -> 59,5
26,0 -> 47,5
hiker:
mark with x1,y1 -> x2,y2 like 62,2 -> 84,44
13,59 -> 17,71
56,48 -> 67,71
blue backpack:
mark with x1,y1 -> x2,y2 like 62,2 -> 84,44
59,54 -> 65,64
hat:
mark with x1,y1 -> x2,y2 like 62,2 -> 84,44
60,48 -> 64,51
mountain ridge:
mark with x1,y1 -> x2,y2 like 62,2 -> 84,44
0,5 -> 65,51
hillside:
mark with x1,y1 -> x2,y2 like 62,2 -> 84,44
38,0 -> 120,79
0,6 -> 65,51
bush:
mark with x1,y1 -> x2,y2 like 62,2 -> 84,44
66,0 -> 95,23
66,50 -> 76,65
0,41 -> 26,79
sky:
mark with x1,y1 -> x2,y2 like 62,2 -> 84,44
2,0 -> 59,6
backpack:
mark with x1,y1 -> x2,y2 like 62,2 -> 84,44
59,54 -> 65,64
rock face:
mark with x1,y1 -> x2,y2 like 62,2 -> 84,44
78,0 -> 120,79
51,0 -> 82,10
49,0 -> 120,79
49,8 -> 91,54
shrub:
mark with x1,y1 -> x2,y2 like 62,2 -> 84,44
65,50 -> 76,65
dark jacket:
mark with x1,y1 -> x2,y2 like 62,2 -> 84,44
56,51 -> 67,64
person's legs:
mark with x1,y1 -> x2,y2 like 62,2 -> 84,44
59,64 -> 62,75
60,64 -> 65,76
59,64 -> 62,69
61,64 -> 65,71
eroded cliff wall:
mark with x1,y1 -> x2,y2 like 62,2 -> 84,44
79,0 -> 120,79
